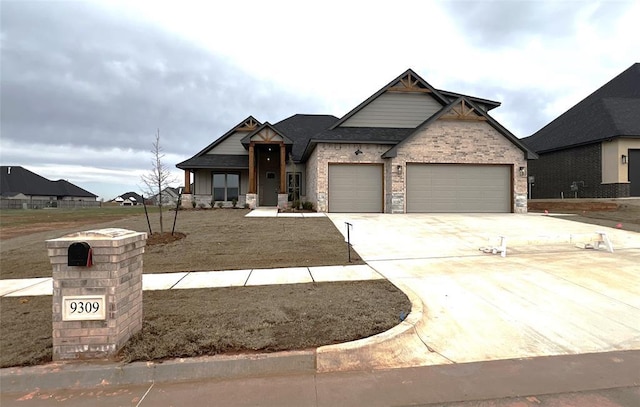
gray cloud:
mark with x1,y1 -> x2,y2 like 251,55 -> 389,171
0,1 -> 321,163
441,0 -> 627,48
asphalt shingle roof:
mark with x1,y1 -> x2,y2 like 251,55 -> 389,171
273,114 -> 339,160
522,63 -> 640,153
176,154 -> 249,169
0,166 -> 97,198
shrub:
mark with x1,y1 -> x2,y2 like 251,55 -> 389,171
292,199 -> 301,210
216,201 -> 224,209
191,200 -> 196,208
302,201 -> 314,211
244,203 -> 250,209
231,198 -> 238,208
198,203 -> 207,209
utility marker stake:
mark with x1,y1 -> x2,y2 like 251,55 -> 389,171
345,222 -> 353,263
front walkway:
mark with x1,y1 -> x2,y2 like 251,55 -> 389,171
244,207 -> 326,217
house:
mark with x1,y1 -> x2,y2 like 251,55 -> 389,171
0,166 -> 98,208
522,63 -> 640,199
111,192 -> 144,206
149,187 -> 182,206
177,69 -> 536,213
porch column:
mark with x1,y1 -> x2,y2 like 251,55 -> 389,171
280,143 -> 286,193
183,170 -> 191,193
249,142 -> 256,193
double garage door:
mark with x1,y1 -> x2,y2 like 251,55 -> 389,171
407,164 -> 511,213
327,163 -> 511,213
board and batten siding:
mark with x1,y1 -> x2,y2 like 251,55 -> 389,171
207,131 -> 249,155
194,170 -> 212,195
341,92 -> 442,128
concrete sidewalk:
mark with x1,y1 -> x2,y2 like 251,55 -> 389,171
0,264 -> 382,297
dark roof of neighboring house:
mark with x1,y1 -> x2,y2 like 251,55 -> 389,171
115,191 -> 144,202
0,166 -> 97,198
522,63 -> 640,153
382,97 -> 537,159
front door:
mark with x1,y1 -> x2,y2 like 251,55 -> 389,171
263,171 -> 278,205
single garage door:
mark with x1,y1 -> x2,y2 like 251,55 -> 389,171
329,164 -> 383,212
407,164 -> 511,213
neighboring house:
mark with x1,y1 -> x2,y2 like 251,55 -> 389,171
0,166 -> 98,207
149,187 -> 182,206
522,63 -> 640,199
177,69 -> 536,213
111,192 -> 144,206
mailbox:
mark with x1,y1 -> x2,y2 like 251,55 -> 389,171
68,242 -> 93,267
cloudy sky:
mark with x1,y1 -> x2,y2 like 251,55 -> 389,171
1,0 -> 638,200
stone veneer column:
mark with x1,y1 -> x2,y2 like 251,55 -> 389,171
46,228 -> 147,361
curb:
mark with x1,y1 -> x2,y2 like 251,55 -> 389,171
0,350 -> 316,393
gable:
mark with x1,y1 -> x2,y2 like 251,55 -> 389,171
383,97 -> 537,159
341,92 -> 443,128
206,131 -> 249,155
248,126 -> 287,143
438,99 -> 487,122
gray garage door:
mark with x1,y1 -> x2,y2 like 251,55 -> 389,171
329,164 -> 383,212
407,164 -> 511,213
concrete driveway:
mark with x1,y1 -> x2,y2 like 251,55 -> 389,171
320,213 -> 640,371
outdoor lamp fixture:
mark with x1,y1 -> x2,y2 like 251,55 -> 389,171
397,165 -> 403,174
355,148 -> 363,155
621,154 -> 627,164
519,166 -> 526,177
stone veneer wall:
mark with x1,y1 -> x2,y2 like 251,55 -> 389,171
46,229 -> 147,360
391,120 -> 529,213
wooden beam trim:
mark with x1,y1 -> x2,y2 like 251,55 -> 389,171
387,87 -> 432,93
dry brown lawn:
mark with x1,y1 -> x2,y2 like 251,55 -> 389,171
0,207 -> 409,368
1,208 -> 363,279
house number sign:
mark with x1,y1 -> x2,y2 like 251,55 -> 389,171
62,295 -> 106,321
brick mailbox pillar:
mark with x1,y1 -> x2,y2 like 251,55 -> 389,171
46,228 -> 147,361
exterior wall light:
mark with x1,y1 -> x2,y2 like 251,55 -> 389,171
355,149 -> 363,155
397,165 -> 403,174
621,154 -> 627,164
519,166 -> 526,177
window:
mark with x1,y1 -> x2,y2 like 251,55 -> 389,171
213,173 -> 239,201
287,172 -> 303,201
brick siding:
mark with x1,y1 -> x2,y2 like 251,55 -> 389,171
306,119 -> 529,213
528,143 -> 631,199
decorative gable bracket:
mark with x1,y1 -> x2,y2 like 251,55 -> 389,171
440,99 -> 487,121
387,71 -> 432,93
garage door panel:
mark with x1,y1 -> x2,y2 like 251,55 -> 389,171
407,164 -> 510,213
329,164 -> 383,213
